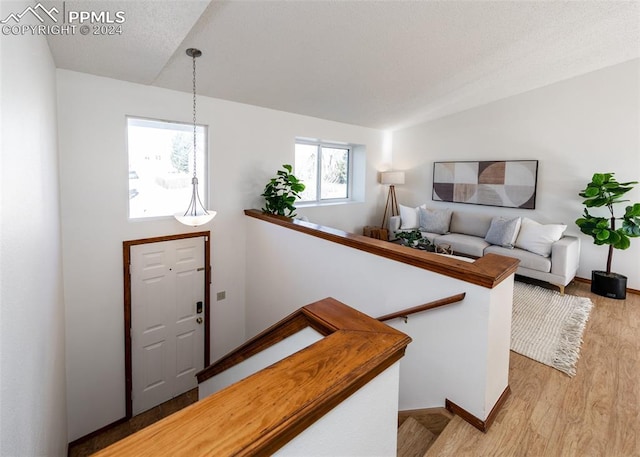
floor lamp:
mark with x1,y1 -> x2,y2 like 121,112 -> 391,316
380,171 -> 405,229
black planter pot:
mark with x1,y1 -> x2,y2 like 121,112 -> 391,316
591,270 -> 627,300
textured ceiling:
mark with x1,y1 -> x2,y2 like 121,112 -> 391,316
45,0 -> 640,130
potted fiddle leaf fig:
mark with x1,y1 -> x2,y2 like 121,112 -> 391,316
261,164 -> 305,218
576,172 -> 640,299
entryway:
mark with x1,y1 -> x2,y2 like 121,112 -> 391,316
123,232 -> 211,418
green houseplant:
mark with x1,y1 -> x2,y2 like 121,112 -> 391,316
575,172 -> 640,299
261,164 -> 306,218
396,230 -> 432,250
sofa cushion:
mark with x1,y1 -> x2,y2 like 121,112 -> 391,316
515,217 -> 567,257
399,204 -> 418,229
484,245 -> 552,273
449,212 -> 493,238
418,207 -> 452,234
399,204 -> 426,229
434,233 -> 490,257
485,217 -> 521,248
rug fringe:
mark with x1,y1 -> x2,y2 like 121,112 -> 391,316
511,282 -> 594,377
551,296 -> 593,377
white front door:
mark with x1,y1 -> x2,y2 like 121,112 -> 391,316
131,237 -> 205,415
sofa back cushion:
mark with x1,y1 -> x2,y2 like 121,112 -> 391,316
484,217 -> 521,248
515,217 -> 567,257
418,207 -> 452,234
399,204 -> 425,229
449,211 -> 493,238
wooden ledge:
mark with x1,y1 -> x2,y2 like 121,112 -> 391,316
94,298 -> 411,457
245,209 -> 519,289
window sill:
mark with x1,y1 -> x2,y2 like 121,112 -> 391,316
296,200 -> 362,209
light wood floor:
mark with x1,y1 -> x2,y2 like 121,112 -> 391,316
427,281 -> 640,457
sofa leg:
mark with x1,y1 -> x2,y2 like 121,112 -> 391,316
558,284 -> 565,295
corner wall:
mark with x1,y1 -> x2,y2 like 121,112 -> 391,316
0,4 -> 68,454
56,70 -> 387,440
392,60 -> 640,289
245,216 -> 513,422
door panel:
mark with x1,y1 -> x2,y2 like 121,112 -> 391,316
131,237 -> 205,415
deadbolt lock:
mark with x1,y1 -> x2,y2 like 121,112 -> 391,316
196,317 -> 203,324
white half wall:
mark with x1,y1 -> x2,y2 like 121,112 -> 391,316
392,59 -> 640,289
0,4 -> 68,454
276,362 -> 401,457
56,70 -> 387,440
245,217 -> 513,421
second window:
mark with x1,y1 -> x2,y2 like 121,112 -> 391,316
295,140 -> 351,203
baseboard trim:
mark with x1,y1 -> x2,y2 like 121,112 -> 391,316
67,416 -> 127,455
574,276 -> 639,296
445,385 -> 511,433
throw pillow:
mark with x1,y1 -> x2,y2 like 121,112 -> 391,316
485,217 -> 521,249
418,207 -> 452,234
399,204 -> 423,229
515,218 -> 567,257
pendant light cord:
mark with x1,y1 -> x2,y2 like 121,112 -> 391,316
174,47 -> 215,225
192,52 -> 198,179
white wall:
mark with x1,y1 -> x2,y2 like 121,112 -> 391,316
276,362 -> 400,457
392,59 -> 640,289
0,4 -> 68,454
56,70 -> 386,440
245,217 -> 513,421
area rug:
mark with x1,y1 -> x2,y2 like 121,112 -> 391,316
511,282 -> 593,377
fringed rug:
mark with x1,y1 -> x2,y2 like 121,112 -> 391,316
512,282 -> 593,377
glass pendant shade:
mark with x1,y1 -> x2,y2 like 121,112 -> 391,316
174,212 -> 216,227
175,47 -> 216,227
174,178 -> 216,226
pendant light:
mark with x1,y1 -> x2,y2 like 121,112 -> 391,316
174,47 -> 217,227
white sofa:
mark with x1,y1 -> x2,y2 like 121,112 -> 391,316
389,207 -> 580,294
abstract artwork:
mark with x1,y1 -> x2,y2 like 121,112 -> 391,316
433,160 -> 538,209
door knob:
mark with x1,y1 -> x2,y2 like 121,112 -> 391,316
196,317 -> 203,324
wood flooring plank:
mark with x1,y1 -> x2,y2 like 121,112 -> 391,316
610,294 -> 640,456
397,416 -> 436,457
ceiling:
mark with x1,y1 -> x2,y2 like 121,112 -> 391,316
45,0 -> 640,130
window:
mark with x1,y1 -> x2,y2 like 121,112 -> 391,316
295,140 -> 351,203
127,117 -> 207,219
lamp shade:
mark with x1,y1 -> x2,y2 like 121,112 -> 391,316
380,171 -> 405,185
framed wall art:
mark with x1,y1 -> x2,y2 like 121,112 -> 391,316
432,160 -> 538,209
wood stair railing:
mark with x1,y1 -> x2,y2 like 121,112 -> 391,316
93,298 -> 411,457
377,293 -> 466,323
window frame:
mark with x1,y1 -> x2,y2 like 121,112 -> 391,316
126,116 -> 209,221
295,139 -> 353,204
